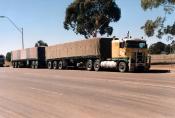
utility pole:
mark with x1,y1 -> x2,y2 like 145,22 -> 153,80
0,16 -> 24,49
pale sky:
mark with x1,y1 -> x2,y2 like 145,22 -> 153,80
0,0 -> 174,55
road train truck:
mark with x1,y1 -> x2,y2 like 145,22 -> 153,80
11,37 -> 151,72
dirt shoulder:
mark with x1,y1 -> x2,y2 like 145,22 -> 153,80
151,64 -> 175,71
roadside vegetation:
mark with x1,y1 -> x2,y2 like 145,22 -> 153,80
149,41 -> 175,54
141,0 -> 175,39
64,0 -> 121,38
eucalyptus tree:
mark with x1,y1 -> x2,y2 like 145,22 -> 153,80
64,0 -> 121,38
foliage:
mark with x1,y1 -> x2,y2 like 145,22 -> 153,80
149,42 -> 166,54
35,40 -> 48,47
149,41 -> 175,54
6,52 -> 11,62
141,0 -> 175,38
64,0 -> 121,38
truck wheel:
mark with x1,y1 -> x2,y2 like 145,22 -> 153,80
35,61 -> 39,69
94,59 -> 101,71
53,61 -> 58,69
31,61 -> 35,69
14,62 -> 17,68
58,61 -> 63,70
48,61 -> 52,69
17,62 -> 20,68
118,61 -> 128,73
86,60 -> 93,71
12,62 -> 15,68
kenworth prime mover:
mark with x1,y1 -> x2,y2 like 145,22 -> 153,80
11,38 -> 151,72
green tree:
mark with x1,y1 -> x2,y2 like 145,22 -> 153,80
170,40 -> 175,53
64,0 -> 121,38
149,42 -> 167,54
141,0 -> 175,38
6,52 -> 11,62
35,40 -> 48,47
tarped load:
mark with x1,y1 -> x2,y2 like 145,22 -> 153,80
11,47 -> 45,61
11,50 -> 21,61
46,38 -> 112,60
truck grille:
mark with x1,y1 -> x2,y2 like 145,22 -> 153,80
136,52 -> 144,63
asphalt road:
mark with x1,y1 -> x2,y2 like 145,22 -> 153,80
0,67 -> 175,118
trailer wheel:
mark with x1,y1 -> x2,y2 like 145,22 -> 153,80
52,61 -> 58,69
15,62 -> 18,68
48,61 -> 52,69
13,62 -> 16,68
35,61 -> 39,69
118,61 -> 128,73
17,62 -> 20,68
31,61 -> 35,69
12,62 -> 15,68
58,61 -> 63,70
86,60 -> 93,71
94,59 -> 101,71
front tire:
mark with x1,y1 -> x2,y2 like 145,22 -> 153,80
118,61 -> 128,73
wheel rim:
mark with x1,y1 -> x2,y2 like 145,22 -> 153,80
119,62 -> 126,72
32,61 -> 35,69
86,60 -> 93,71
94,60 -> 100,71
17,62 -> 20,68
35,61 -> 38,69
53,61 -> 57,69
48,62 -> 52,69
58,61 -> 63,70
14,62 -> 16,68
13,62 -> 15,68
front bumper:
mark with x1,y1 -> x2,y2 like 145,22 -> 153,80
129,63 -> 150,72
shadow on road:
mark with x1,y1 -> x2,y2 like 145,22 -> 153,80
143,69 -> 170,73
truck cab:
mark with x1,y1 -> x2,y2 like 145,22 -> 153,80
112,38 -> 151,72
0,55 -> 5,67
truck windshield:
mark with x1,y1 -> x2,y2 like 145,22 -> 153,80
126,41 -> 147,48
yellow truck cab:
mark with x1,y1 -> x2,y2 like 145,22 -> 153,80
111,38 -> 151,72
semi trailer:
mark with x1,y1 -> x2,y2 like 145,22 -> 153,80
0,55 -> 5,67
11,47 -> 45,68
11,37 -> 151,72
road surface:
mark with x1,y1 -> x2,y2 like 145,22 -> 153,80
0,67 -> 175,118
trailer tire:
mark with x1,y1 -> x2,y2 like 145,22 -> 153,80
48,61 -> 52,69
14,62 -> 17,68
86,59 -> 93,71
35,61 -> 39,69
58,61 -> 63,70
31,61 -> 35,69
53,61 -> 58,69
118,61 -> 128,73
17,62 -> 20,68
94,59 -> 101,71
12,62 -> 15,68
